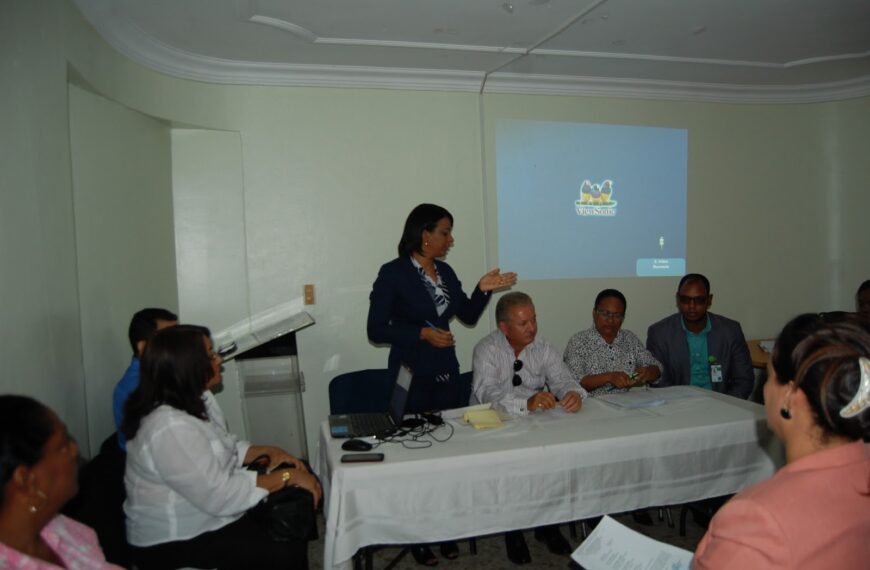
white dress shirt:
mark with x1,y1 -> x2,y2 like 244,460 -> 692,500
472,329 -> 587,416
124,391 -> 267,546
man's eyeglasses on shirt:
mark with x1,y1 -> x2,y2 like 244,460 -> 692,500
512,359 -> 523,386
594,308 -> 624,321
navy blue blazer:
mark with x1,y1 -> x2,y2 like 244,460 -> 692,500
646,312 -> 754,399
367,256 -> 490,378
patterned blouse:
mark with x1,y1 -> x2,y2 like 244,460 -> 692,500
0,515 -> 123,569
563,327 -> 662,396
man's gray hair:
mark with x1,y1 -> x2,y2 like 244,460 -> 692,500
496,292 -> 534,324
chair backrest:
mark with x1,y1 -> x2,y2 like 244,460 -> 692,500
457,371 -> 473,406
62,432 -> 132,567
328,369 -> 394,414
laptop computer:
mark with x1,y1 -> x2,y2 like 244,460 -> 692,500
328,363 -> 414,438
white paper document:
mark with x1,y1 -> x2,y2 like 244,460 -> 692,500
571,515 -> 693,570
597,391 -> 667,409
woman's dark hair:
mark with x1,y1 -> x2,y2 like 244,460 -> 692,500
122,324 -> 214,441
397,204 -> 453,257
594,289 -> 627,311
0,395 -> 54,505
771,313 -> 870,442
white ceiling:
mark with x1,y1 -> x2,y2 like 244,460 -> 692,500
73,0 -> 870,103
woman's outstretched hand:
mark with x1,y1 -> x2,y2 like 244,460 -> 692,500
478,268 -> 517,292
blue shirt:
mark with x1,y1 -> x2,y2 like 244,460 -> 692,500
112,356 -> 139,450
682,317 -> 712,390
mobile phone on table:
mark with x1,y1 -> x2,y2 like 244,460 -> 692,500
340,453 -> 385,463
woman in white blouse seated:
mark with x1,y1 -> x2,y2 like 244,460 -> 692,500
564,289 -> 661,396
121,325 -> 321,570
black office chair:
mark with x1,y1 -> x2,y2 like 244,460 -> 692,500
329,369 -> 394,414
63,432 -> 132,567
328,369 -> 477,569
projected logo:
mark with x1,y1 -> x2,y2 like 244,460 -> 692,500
576,179 -> 617,217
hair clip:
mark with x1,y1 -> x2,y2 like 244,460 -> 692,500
840,356 -> 870,418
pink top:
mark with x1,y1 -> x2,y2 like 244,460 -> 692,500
694,441 -> 870,569
0,515 -> 123,570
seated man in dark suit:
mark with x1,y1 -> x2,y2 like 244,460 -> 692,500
646,274 -> 753,399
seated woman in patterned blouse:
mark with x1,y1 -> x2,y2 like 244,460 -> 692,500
0,395 -> 122,570
564,289 -> 661,396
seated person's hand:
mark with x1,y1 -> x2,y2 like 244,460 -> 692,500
271,469 -> 323,508
420,326 -> 455,348
632,365 -> 660,385
609,371 -> 634,389
251,445 -> 308,472
527,391 -> 557,411
560,390 -> 583,413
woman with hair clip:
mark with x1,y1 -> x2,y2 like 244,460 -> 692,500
122,325 -> 321,570
694,314 -> 870,568
0,395 -> 122,569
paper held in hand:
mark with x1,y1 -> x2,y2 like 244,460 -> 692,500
571,515 -> 693,570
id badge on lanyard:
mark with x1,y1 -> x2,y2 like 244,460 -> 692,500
710,364 -> 723,383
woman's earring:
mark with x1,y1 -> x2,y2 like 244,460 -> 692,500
780,408 -> 791,420
29,488 -> 47,513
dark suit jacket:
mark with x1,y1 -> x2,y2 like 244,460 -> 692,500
367,256 -> 490,378
646,312 -> 754,399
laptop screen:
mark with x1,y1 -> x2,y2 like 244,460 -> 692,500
388,363 -> 413,425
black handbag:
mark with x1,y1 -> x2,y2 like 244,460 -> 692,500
246,456 -> 317,542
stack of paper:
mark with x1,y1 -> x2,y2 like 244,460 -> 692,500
462,409 -> 503,429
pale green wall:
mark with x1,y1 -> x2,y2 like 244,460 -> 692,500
1,0 -> 867,457
0,0 -> 88,450
68,84 -> 178,452
171,128 -> 249,438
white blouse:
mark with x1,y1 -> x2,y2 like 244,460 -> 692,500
124,391 -> 267,546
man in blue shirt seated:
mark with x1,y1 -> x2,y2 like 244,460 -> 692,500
646,274 -> 753,399
112,307 -> 177,449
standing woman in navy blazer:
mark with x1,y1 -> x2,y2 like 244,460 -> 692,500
368,203 -> 517,416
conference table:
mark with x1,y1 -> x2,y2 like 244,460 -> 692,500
315,386 -> 782,570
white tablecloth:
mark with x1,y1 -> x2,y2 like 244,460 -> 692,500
315,386 -> 781,569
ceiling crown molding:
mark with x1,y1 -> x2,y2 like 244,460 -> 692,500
483,73 -> 870,104
78,1 -> 870,103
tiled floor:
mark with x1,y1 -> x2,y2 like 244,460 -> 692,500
310,508 -> 707,569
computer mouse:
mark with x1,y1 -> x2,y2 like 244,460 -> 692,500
341,438 -> 373,452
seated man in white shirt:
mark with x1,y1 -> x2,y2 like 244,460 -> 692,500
471,291 -> 587,565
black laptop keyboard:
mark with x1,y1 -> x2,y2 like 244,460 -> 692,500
348,413 -> 394,437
